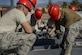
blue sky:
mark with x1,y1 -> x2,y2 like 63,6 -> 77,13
0,0 -> 82,6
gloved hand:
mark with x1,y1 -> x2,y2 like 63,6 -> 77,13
55,30 -> 62,39
33,30 -> 36,34
55,30 -> 62,34
38,27 -> 43,30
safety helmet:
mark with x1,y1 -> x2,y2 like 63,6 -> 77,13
29,0 -> 36,7
34,9 -> 42,20
17,0 -> 31,11
69,5 -> 77,11
48,4 -> 60,21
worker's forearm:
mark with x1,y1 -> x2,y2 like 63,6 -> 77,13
49,27 -> 56,35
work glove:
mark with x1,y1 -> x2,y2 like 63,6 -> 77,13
55,30 -> 62,39
33,30 -> 36,34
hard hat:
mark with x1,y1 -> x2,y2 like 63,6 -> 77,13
29,0 -> 36,7
17,0 -> 31,11
48,4 -> 60,21
34,9 -> 42,20
69,5 -> 77,11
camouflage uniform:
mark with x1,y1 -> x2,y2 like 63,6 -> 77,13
0,8 -> 36,55
0,32 -> 36,55
48,8 -> 82,55
65,19 -> 82,55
